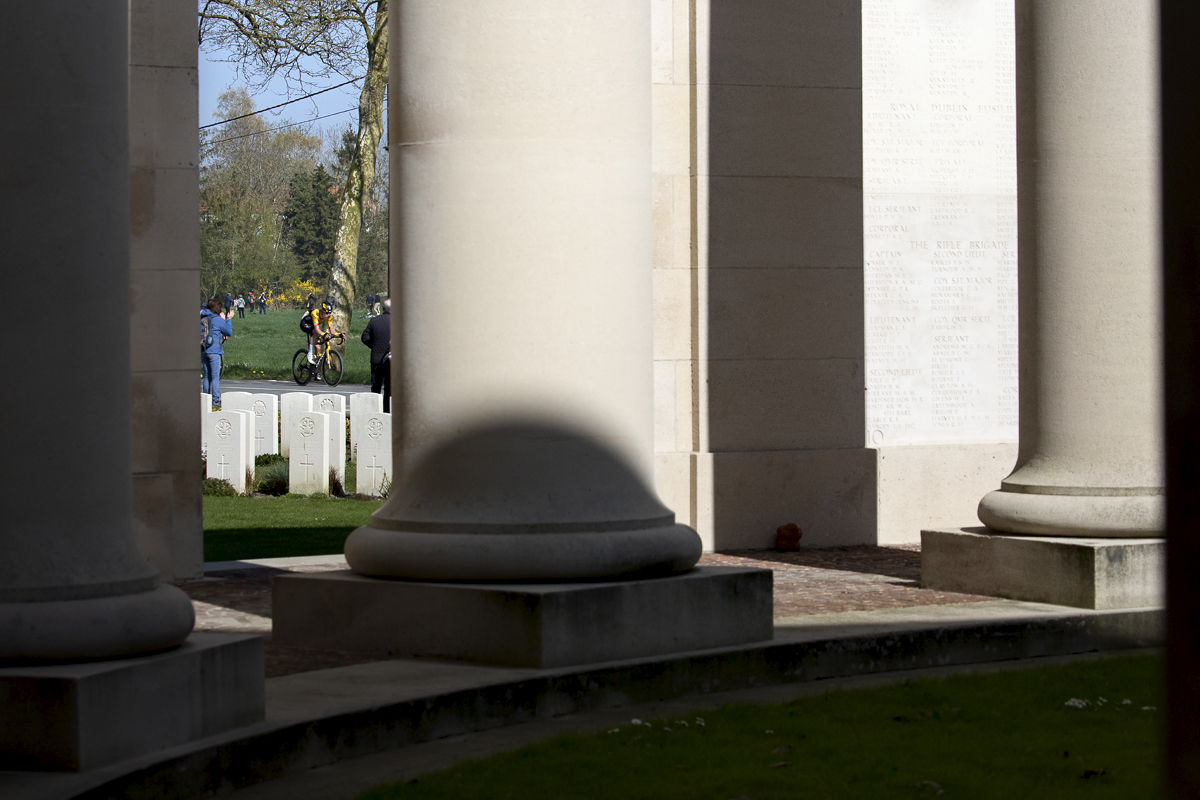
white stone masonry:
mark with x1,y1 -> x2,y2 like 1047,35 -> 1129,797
204,411 -> 249,493
355,412 -> 391,496
280,392 -> 313,458
220,394 -> 259,460
350,392 -> 383,462
289,412 -> 330,495
321,409 -> 347,487
315,394 -> 346,415
250,394 -> 279,456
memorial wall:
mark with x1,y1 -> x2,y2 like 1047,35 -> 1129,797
863,0 -> 1018,447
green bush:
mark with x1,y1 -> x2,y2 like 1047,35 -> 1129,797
254,461 -> 289,496
203,478 -> 239,497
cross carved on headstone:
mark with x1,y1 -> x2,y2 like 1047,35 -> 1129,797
364,454 -> 384,489
254,425 -> 265,453
300,449 -> 316,482
216,453 -> 230,479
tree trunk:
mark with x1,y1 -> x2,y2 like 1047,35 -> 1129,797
329,1 -> 388,344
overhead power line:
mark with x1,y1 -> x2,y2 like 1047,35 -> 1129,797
205,107 -> 359,145
200,77 -> 362,129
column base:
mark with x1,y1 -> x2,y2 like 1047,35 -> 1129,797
0,632 -> 264,772
273,566 -> 773,668
345,524 -> 702,581
978,488 -> 1164,537
0,584 -> 195,661
921,527 -> 1164,609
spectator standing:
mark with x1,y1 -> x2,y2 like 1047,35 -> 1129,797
258,290 -> 267,313
235,294 -> 246,318
247,291 -> 256,312
201,299 -> 233,409
360,297 -> 391,412
305,292 -> 317,312
223,292 -> 233,315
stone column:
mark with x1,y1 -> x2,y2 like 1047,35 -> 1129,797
978,0 -> 1164,537
344,0 -> 702,580
0,0 -> 195,659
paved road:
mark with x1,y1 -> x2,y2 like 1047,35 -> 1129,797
217,378 -> 373,401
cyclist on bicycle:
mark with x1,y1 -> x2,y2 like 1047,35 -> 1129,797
307,301 -> 343,363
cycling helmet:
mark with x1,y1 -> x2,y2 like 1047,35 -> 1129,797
320,301 -> 332,314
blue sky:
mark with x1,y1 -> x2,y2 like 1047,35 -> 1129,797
198,48 -> 362,131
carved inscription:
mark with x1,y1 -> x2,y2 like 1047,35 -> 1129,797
863,0 -> 1018,445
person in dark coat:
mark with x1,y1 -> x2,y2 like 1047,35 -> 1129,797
360,297 -> 391,412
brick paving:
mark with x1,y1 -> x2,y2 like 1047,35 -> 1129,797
704,546 -> 994,617
178,547 -> 996,678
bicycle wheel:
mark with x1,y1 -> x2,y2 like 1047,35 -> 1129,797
292,349 -> 312,386
322,349 -> 344,386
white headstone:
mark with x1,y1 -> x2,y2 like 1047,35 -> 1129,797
202,393 -> 212,415
204,411 -> 249,493
349,392 -> 383,462
221,395 -> 259,461
289,412 -> 330,495
221,391 -> 253,408
314,393 -> 346,415
355,412 -> 391,497
280,392 -> 313,458
226,409 -> 255,484
249,394 -> 279,456
319,410 -> 347,488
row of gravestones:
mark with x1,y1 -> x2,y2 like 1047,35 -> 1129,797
200,391 -> 391,497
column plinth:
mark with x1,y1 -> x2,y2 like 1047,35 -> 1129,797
978,0 -> 1164,538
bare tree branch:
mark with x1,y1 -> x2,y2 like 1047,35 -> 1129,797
199,0 -> 389,334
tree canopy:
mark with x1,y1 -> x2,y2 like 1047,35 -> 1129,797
199,0 -> 388,336
200,88 -> 323,299
282,165 -> 340,286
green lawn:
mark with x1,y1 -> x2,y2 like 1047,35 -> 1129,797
219,308 -> 375,385
203,493 -> 382,561
358,654 -> 1163,800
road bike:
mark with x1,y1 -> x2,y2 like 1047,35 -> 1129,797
292,333 -> 345,386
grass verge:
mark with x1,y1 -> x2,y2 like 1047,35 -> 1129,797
218,308 -> 375,385
203,494 -> 382,562
357,654 -> 1163,800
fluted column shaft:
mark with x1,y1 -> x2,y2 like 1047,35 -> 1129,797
979,0 -> 1164,536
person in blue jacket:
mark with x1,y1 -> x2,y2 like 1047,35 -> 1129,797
202,299 -> 233,409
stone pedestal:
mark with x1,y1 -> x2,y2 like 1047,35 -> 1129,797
273,567 -> 772,668
1,0 -> 263,773
922,528 -> 1164,610
0,633 -> 264,772
976,0 -> 1164,536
